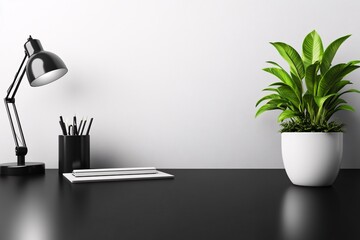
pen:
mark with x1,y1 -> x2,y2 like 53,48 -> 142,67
68,125 -> 72,136
73,116 -> 78,135
80,119 -> 87,135
86,118 -> 93,135
59,116 -> 67,135
59,121 -> 67,135
78,119 -> 83,134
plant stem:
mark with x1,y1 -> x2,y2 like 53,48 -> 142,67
315,107 -> 323,124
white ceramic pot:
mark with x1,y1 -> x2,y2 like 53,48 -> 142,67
281,132 -> 343,187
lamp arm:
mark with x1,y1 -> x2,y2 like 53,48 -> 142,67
6,53 -> 28,101
4,52 -> 28,165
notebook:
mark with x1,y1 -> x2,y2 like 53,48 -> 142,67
63,170 -> 174,183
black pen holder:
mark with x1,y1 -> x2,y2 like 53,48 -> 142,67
59,135 -> 90,174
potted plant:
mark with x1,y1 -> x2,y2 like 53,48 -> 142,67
256,30 -> 360,186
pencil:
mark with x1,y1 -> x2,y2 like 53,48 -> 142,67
86,118 -> 94,135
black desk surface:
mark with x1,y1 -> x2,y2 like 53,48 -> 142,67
0,169 -> 358,240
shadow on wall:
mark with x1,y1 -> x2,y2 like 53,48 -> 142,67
87,131 -> 125,168
90,149 -> 124,169
338,111 -> 360,168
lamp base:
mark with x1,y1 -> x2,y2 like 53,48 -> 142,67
0,162 -> 45,176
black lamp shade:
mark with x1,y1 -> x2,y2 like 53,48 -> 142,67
24,37 -> 68,87
26,52 -> 68,87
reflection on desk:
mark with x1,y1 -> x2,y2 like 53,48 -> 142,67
0,169 -> 358,240
280,186 -> 340,240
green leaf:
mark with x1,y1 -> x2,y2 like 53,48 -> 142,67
327,102 -> 354,118
267,99 -> 287,108
317,63 -> 360,96
269,82 -> 287,87
263,68 -> 299,97
278,109 -> 299,122
263,68 -> 293,85
303,92 -> 317,119
262,87 -> 278,92
302,30 -> 324,68
335,104 -> 355,112
334,98 -> 347,105
290,73 -> 303,97
270,42 -> 305,79
326,98 -> 347,111
328,80 -> 352,94
255,94 -> 280,107
265,61 -> 284,69
314,93 -> 338,108
339,88 -> 360,97
320,35 -> 351,74
255,104 -> 281,118
303,91 -> 315,105
348,60 -> 360,65
305,62 -> 320,95
277,86 -> 300,109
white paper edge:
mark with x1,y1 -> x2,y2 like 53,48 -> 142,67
63,170 -> 174,183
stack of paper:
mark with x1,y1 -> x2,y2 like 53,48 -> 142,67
63,167 -> 174,183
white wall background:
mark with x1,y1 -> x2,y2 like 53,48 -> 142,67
1,0 -> 360,169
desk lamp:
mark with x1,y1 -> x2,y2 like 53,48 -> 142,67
1,36 -> 68,176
